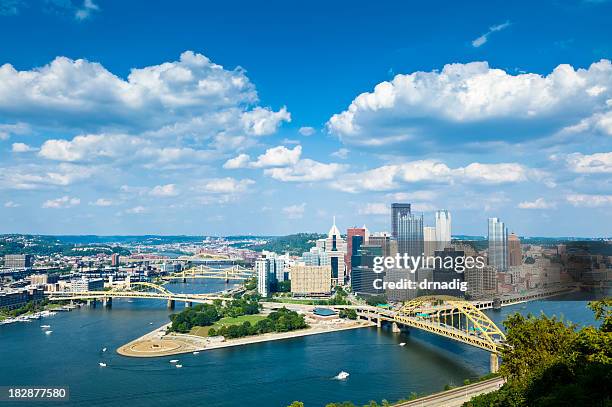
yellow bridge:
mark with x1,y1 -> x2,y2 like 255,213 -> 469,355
336,296 -> 507,372
161,265 -> 255,281
47,282 -> 228,309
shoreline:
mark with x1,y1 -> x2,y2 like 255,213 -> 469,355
117,319 -> 374,358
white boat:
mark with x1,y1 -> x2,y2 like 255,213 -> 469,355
175,364 -> 183,368
169,359 -> 179,363
334,371 -> 349,380
399,342 -> 406,346
102,348 -> 107,352
149,322 -> 153,325
192,351 -> 199,355
41,325 -> 51,329
99,362 -> 107,367
45,330 -> 53,335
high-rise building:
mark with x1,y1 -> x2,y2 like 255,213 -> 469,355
346,226 -> 367,280
290,264 -> 332,295
508,233 -> 522,267
391,203 -> 411,238
302,247 -> 329,266
368,232 -> 395,257
351,244 -> 384,295
432,247 -> 465,297
255,258 -> 271,297
3,254 -> 33,269
435,210 -> 452,250
321,217 -> 347,285
423,226 -> 437,257
111,253 -> 120,267
397,213 -> 424,257
488,218 -> 508,271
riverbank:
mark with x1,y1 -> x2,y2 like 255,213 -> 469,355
117,318 -> 374,357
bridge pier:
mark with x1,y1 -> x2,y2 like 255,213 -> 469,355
391,322 -> 401,333
87,299 -> 97,308
182,277 -> 187,283
490,353 -> 499,373
102,298 -> 112,308
167,299 -> 175,310
185,301 -> 192,308
376,318 -> 381,328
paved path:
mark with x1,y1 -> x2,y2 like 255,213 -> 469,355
395,377 -> 505,407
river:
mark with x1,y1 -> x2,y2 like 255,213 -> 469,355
0,282 -> 599,407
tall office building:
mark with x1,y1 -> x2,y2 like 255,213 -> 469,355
320,217 -> 347,285
290,264 -> 332,295
302,247 -> 329,266
397,213 -> 424,257
488,218 -> 508,271
3,254 -> 33,269
368,232 -> 396,257
351,244 -> 384,295
346,226 -> 367,280
391,203 -> 411,238
435,210 -> 452,250
508,233 -> 522,267
423,226 -> 437,257
111,253 -> 120,267
256,257 -> 272,297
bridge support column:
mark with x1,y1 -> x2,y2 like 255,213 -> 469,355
490,353 -> 499,373
167,299 -> 175,310
391,322 -> 401,333
185,301 -> 192,308
103,298 -> 112,308
376,318 -> 381,328
182,278 -> 187,283
87,299 -> 97,308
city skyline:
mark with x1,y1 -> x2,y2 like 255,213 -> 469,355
0,0 -> 611,237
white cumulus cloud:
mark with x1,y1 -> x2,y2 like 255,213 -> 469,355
42,196 -> 80,208
566,194 -> 612,207
282,203 -> 306,219
149,184 -> 179,197
565,152 -> 612,173
518,198 -> 556,209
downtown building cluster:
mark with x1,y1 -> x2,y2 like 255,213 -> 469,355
255,203 -> 537,301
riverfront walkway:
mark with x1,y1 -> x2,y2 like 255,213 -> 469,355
395,377 -> 506,406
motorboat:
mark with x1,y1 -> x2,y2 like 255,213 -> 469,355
99,362 -> 107,367
399,342 -> 406,346
45,330 -> 53,335
193,351 -> 199,355
334,371 -> 349,380
41,325 -> 51,329
175,364 -> 183,368
169,359 -> 179,363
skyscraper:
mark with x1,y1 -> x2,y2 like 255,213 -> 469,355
488,218 -> 508,271
391,203 -> 411,238
435,210 -> 451,250
508,233 -> 522,267
397,212 -> 424,257
346,226 -> 367,280
320,217 -> 347,285
423,226 -> 437,257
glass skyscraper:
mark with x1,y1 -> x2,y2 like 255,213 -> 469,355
391,203 -> 411,238
397,212 -> 424,257
488,217 -> 508,271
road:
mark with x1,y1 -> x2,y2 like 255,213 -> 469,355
395,377 -> 505,407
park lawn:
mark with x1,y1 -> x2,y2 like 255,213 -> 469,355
190,314 -> 267,337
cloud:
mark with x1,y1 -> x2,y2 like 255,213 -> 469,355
0,51 -> 289,140
472,21 -> 511,48
0,0 -> 21,15
126,206 -> 146,214
42,195 -> 80,208
0,163 -> 96,189
149,184 -> 179,197
298,126 -> 316,136
251,145 -> 301,168
566,193 -> 612,207
90,198 -> 114,207
38,133 -> 215,168
0,122 -> 29,140
75,0 -> 99,20
4,201 -> 20,208
386,191 -> 437,201
331,160 -> 533,193
282,203 -> 306,219
327,60 -> 612,150
518,198 -> 556,209
11,142 -> 35,152
264,159 -> 346,182
565,152 -> 612,173
196,178 -> 255,194
331,148 -> 349,159
358,203 -> 389,215
223,153 -> 251,169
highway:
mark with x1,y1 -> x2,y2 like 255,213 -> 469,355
394,377 -> 505,407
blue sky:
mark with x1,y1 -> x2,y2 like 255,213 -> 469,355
0,0 -> 611,237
